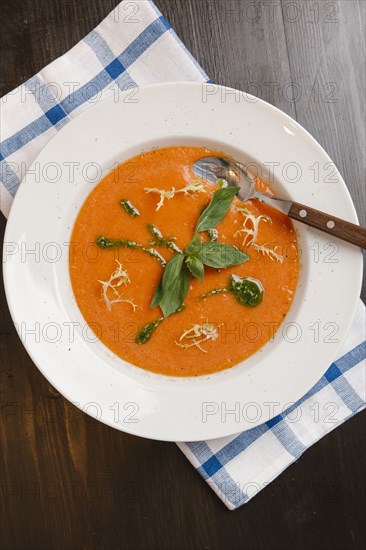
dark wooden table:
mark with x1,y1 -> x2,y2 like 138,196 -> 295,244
1,1 -> 365,549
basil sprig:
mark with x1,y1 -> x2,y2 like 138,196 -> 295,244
185,256 -> 205,282
151,187 -> 249,318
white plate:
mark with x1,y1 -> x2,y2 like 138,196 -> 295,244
3,83 -> 363,441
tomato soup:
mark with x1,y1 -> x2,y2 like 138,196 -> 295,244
70,146 -> 299,376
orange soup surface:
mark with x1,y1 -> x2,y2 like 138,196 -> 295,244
70,146 -> 299,376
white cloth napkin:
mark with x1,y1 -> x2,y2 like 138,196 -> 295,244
1,0 -> 364,511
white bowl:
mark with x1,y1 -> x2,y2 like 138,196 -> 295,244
3,83 -> 363,441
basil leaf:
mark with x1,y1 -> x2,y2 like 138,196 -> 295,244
159,267 -> 189,318
198,242 -> 249,268
185,234 -> 201,255
186,256 -> 205,282
150,276 -> 164,308
150,253 -> 185,309
161,253 -> 185,290
151,254 -> 188,318
195,187 -> 239,233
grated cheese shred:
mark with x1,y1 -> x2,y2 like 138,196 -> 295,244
234,207 -> 270,247
234,207 -> 284,263
98,261 -> 138,311
175,321 -> 222,353
252,242 -> 284,263
144,179 -> 206,211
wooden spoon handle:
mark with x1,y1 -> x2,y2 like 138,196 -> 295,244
288,202 -> 366,249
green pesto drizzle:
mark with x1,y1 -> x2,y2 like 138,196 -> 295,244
120,199 -> 140,217
197,287 -> 229,300
147,224 -> 182,253
96,236 -> 166,266
135,305 -> 185,345
135,318 -> 163,344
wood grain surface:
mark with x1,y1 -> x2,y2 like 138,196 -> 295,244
1,1 -> 365,549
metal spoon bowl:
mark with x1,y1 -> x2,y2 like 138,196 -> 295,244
193,156 -> 366,249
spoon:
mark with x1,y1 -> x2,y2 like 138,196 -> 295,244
193,157 -> 366,249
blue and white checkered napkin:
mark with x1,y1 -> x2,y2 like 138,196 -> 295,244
1,0 -> 365,511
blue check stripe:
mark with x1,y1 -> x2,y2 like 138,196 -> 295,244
84,31 -> 137,90
118,16 -> 170,68
188,423 -> 269,479
334,341 -> 366,373
0,115 -> 54,159
270,422 -> 306,458
25,76 -> 58,110
44,105 -> 68,125
191,450 -> 248,507
325,365 -> 364,413
209,422 -> 269,468
280,341 -> 366,419
59,70 -> 113,114
210,469 -> 248,508
23,78 -> 69,136
25,75 -> 70,128
84,30 -> 122,67
200,455 -> 223,478
185,441 -> 213,466
184,441 -> 248,505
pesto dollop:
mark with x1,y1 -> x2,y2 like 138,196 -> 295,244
230,275 -> 263,307
197,275 -> 264,308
